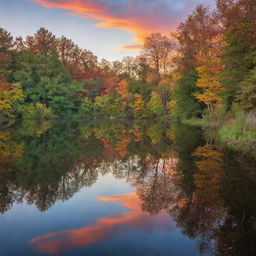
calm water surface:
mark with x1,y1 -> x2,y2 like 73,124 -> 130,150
0,120 -> 256,256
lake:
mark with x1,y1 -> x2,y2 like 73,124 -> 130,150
0,119 -> 256,256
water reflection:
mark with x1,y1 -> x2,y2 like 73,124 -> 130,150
30,193 -> 171,254
0,119 -> 256,255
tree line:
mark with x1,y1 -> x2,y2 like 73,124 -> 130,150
0,0 -> 255,123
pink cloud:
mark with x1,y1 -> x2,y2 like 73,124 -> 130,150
31,0 -> 215,49
30,193 -> 171,254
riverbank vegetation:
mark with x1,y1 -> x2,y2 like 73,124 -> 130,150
0,0 -> 255,149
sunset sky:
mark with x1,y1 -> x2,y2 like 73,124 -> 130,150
0,0 -> 215,60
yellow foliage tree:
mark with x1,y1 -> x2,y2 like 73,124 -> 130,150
0,81 -> 24,120
116,80 -> 129,100
115,80 -> 132,114
194,65 -> 223,112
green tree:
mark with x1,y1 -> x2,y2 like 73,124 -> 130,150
217,0 -> 256,108
0,27 -> 14,70
146,92 -> 165,116
79,97 -> 94,116
173,71 -> 203,120
93,95 -> 112,116
156,79 -> 173,105
13,52 -> 82,116
128,79 -> 152,102
237,67 -> 256,111
20,103 -> 52,120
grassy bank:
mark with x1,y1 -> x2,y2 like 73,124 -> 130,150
184,111 -> 256,153
183,116 -> 221,128
218,112 -> 256,152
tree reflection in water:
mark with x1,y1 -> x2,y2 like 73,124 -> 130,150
0,119 -> 256,255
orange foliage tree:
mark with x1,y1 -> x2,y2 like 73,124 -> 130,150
194,64 -> 223,112
132,94 -> 145,118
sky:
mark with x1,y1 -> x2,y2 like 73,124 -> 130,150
0,0 -> 215,60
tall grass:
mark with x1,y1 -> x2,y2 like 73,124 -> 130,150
218,111 -> 256,152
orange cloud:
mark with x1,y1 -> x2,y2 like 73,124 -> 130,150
119,44 -> 143,51
31,0 -> 210,49
30,193 -> 171,254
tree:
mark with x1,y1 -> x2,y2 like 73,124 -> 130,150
156,79 -> 174,106
57,36 -> 76,64
93,95 -> 112,116
111,60 -> 123,77
99,59 -> 112,76
132,94 -> 145,118
121,56 -> 136,78
56,37 -> 98,80
116,79 -> 131,102
173,71 -> 203,120
0,28 -> 13,52
146,92 -> 165,116
237,68 -> 256,110
20,102 -> 52,120
81,78 -> 102,100
74,49 -> 98,79
134,56 -> 150,82
173,5 -> 222,119
0,27 -> 14,70
128,79 -> 152,102
78,97 -> 94,116
0,81 -> 24,120
217,0 -> 256,108
194,65 -> 223,112
176,5 -> 221,74
25,28 -> 57,56
144,33 -> 174,81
